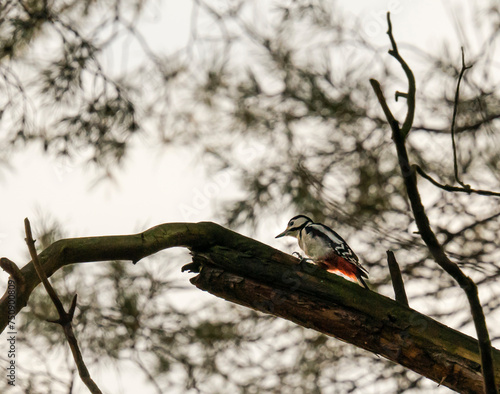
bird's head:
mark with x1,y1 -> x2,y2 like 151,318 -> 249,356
275,215 -> 313,238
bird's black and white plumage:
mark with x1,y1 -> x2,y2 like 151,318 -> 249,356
276,215 -> 368,288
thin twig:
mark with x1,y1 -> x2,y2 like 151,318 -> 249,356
451,47 -> 473,188
24,218 -> 102,394
386,251 -> 409,307
369,79 -> 398,130
415,165 -> 500,197
386,13 -> 416,137
370,13 -> 497,394
442,211 -> 500,247
413,112 -> 500,134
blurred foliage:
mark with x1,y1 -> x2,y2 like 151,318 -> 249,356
0,0 -> 144,170
1,0 -> 500,393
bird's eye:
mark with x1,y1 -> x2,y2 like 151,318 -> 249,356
289,221 -> 294,226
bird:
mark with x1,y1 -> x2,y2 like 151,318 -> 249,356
276,215 -> 369,289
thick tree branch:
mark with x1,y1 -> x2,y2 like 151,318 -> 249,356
0,221 -> 288,332
1,221 -> 500,393
24,218 -> 102,394
191,263 -> 500,394
371,12 -> 497,394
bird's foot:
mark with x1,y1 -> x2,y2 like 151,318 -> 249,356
292,252 -> 316,271
292,252 -> 313,262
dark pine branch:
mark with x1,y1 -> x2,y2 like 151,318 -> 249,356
370,12 -> 497,394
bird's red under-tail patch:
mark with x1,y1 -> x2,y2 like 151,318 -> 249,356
316,254 -> 368,289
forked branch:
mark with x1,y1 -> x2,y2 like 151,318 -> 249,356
24,218 -> 102,394
386,14 -> 415,137
370,12 -> 497,394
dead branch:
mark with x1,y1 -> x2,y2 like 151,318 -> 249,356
451,47 -> 473,188
370,12 -> 497,393
24,218 -> 102,394
386,251 -> 408,307
415,165 -> 500,198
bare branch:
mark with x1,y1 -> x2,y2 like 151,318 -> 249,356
386,251 -> 408,307
415,165 -> 500,197
370,13 -> 497,394
369,78 -> 399,131
386,13 -> 416,137
24,218 -> 102,394
24,218 -> 67,318
413,112 -> 500,134
451,47 -> 473,188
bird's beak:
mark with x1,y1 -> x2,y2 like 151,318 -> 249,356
275,229 -> 288,238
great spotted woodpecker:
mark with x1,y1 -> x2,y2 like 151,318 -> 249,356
276,215 -> 369,289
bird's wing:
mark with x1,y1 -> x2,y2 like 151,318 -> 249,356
306,223 -> 368,275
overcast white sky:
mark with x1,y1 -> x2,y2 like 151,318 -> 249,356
0,0 -> 491,392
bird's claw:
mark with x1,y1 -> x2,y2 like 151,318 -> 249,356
291,252 -> 318,274
292,252 -> 314,265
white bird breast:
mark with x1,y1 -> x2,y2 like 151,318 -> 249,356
298,226 -> 333,259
